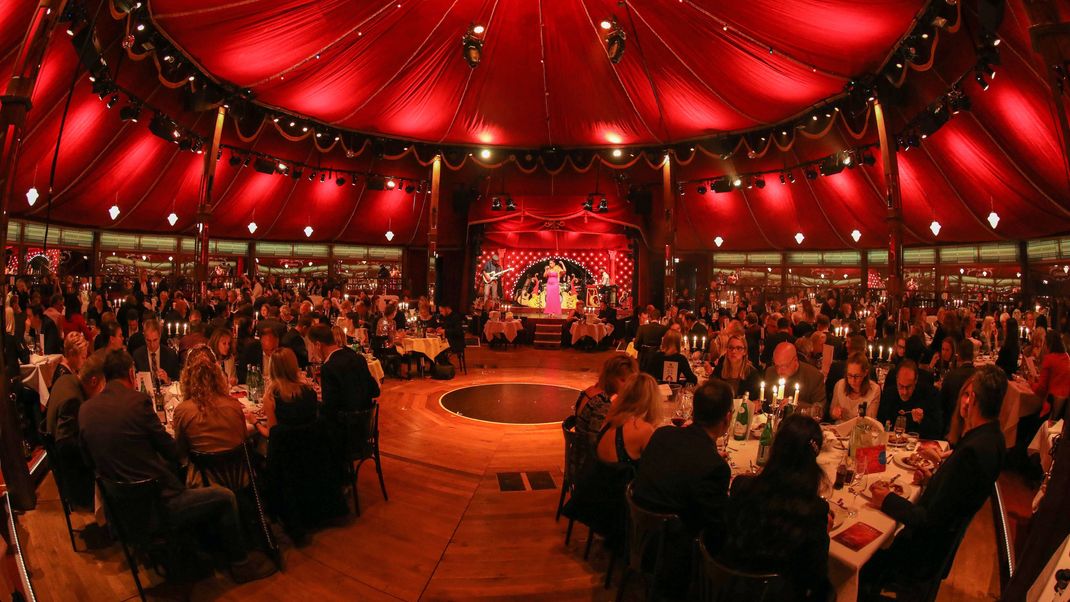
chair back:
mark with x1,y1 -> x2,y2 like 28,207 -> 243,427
623,482 -> 684,582
339,404 -> 378,462
991,480 -> 1015,590
41,433 -> 67,494
96,477 -> 167,549
693,537 -> 795,602
265,419 -> 348,525
561,416 -> 581,486
189,444 -> 252,490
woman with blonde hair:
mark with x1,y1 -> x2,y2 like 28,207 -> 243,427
51,331 -> 88,389
595,373 -> 661,467
642,330 -> 698,384
256,347 -> 318,438
171,353 -> 252,484
208,327 -> 237,386
710,333 -> 760,398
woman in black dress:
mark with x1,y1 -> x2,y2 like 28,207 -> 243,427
718,414 -> 832,601
256,347 -> 317,438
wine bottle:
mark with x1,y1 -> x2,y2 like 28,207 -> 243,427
756,416 -> 774,466
733,394 -> 751,441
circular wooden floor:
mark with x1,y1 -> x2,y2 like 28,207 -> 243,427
439,383 -> 580,424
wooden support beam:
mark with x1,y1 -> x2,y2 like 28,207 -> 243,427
662,155 -> 675,309
428,156 -> 441,303
874,100 -> 904,316
194,106 -> 226,301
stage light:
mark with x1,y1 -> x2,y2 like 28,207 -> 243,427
788,172 -> 796,183
731,176 -> 742,188
109,205 -> 120,220
987,211 -> 1000,229
492,196 -> 503,211
386,178 -> 397,189
463,23 -> 485,68
320,173 -> 326,183
819,156 -> 845,177
336,177 -> 346,186
861,153 -> 876,166
842,153 -> 852,166
930,220 -> 942,236
779,173 -> 786,185
506,197 -> 517,211
582,196 -> 593,211
714,236 -> 723,248
304,226 -> 314,238
26,187 -> 38,207
696,185 -> 707,195
754,178 -> 765,189
106,94 -> 119,109
851,229 -> 861,242
480,149 -> 491,159
229,155 -> 241,167
119,103 -> 141,122
794,232 -> 804,245
167,212 -> 178,226
597,197 -> 608,213
405,184 -> 415,193
603,17 -> 626,63
248,221 -> 257,234
600,19 -> 612,30
805,168 -> 818,180
611,148 -> 622,158
292,168 -> 303,180
975,71 -> 990,91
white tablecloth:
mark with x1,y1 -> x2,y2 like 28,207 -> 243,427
570,322 -> 613,345
721,418 -> 940,602
484,320 -> 523,342
396,337 -> 451,360
1029,419 -> 1062,472
23,354 -> 63,407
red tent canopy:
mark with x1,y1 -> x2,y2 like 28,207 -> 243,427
0,0 -> 1067,250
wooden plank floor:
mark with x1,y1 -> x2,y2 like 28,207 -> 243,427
15,346 -> 1008,601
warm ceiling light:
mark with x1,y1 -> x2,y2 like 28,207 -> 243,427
851,229 -> 861,242
714,236 -> 724,248
472,24 -> 485,35
26,187 -> 38,207
611,149 -> 622,158
794,232 -> 805,245
247,221 -> 257,234
386,178 -> 397,189
987,211 -> 1000,229
480,149 -> 491,159
603,17 -> 625,63
731,177 -> 742,188
108,205 -> 120,220
929,220 -> 942,236
600,19 -> 612,30
304,225 -> 314,237
167,212 -> 178,226
463,24 -> 485,68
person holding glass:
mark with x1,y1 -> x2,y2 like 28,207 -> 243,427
828,352 -> 881,423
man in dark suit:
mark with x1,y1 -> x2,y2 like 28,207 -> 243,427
633,379 -> 734,596
132,320 -> 180,388
46,350 -> 107,509
439,304 -> 466,352
281,315 -> 312,368
310,324 -> 380,419
760,317 -> 794,368
863,365 -> 1007,598
878,359 -> 942,439
79,350 -> 275,583
26,304 -> 62,355
125,309 -> 145,354
238,323 -> 282,384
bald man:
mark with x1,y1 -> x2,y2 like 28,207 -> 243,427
762,342 -> 827,411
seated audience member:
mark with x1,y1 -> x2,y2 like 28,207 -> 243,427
826,335 -> 866,403
877,359 -> 942,439
863,365 -> 1008,597
256,348 -> 318,438
719,414 -> 831,601
281,315 -> 312,368
238,322 -> 281,384
760,317 -> 794,367
209,327 -> 238,386
829,353 -> 881,422
595,373 -> 660,467
27,303 -> 62,354
439,304 -> 466,355
632,379 -> 734,595
125,310 -> 145,354
79,350 -> 275,583
310,324 -> 380,421
642,330 -> 698,385
763,342 -> 827,412
574,354 -> 638,438
1031,330 -> 1070,421
996,317 -> 1021,377
709,333 -> 760,398
171,354 -> 252,484
939,339 -> 977,435
133,320 -> 180,388
51,332 -> 89,390
928,336 -> 957,379
46,350 -> 107,508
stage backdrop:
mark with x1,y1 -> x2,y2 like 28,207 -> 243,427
475,248 -> 633,309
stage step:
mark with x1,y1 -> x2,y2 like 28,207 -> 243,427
533,321 -> 563,348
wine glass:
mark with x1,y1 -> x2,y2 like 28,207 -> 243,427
850,458 -> 868,518
894,415 -> 907,445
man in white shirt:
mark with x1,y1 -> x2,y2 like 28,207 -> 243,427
132,319 -> 179,388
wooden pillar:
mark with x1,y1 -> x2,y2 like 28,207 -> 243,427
0,0 -> 67,511
427,156 -> 441,303
874,100 -> 904,316
194,106 -> 226,301
326,244 -> 337,284
90,230 -> 101,276
779,253 -> 788,297
1019,240 -> 1032,308
662,154 -> 675,309
860,250 -> 870,294
933,261 -> 943,307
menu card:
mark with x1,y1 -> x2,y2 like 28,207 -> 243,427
834,522 -> 883,552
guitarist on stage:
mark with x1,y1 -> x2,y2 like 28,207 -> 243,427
482,253 -> 503,300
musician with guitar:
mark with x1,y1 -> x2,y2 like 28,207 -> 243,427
481,254 -> 514,301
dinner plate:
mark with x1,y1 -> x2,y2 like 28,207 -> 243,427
892,453 -> 935,472
830,504 -> 847,531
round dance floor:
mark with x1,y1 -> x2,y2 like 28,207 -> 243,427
439,383 -> 580,424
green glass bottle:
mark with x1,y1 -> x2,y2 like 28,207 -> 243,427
756,416 -> 774,466
733,394 -> 751,442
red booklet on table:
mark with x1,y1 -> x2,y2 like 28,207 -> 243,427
833,522 -> 882,552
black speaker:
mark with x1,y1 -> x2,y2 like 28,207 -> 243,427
628,187 -> 652,216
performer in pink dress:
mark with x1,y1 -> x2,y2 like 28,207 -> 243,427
544,260 -> 562,316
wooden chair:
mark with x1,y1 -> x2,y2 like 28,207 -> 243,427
339,404 -> 389,516
41,433 -> 83,552
615,483 -> 684,602
557,416 -> 579,527
692,536 -> 797,601
95,477 -> 172,601
189,443 -> 283,570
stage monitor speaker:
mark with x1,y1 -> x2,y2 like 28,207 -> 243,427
628,187 -> 652,216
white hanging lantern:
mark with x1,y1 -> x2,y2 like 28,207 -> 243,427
929,220 -> 941,237
26,187 -> 39,207
167,212 -> 178,226
247,221 -> 257,234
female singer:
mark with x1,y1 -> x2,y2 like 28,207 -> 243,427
544,260 -> 562,316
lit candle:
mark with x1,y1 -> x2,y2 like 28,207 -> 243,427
760,381 -> 766,402
184,323 -> 188,335
701,335 -> 706,349
793,383 -> 800,405
868,344 -> 873,358
879,344 -> 884,359
778,378 -> 786,400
